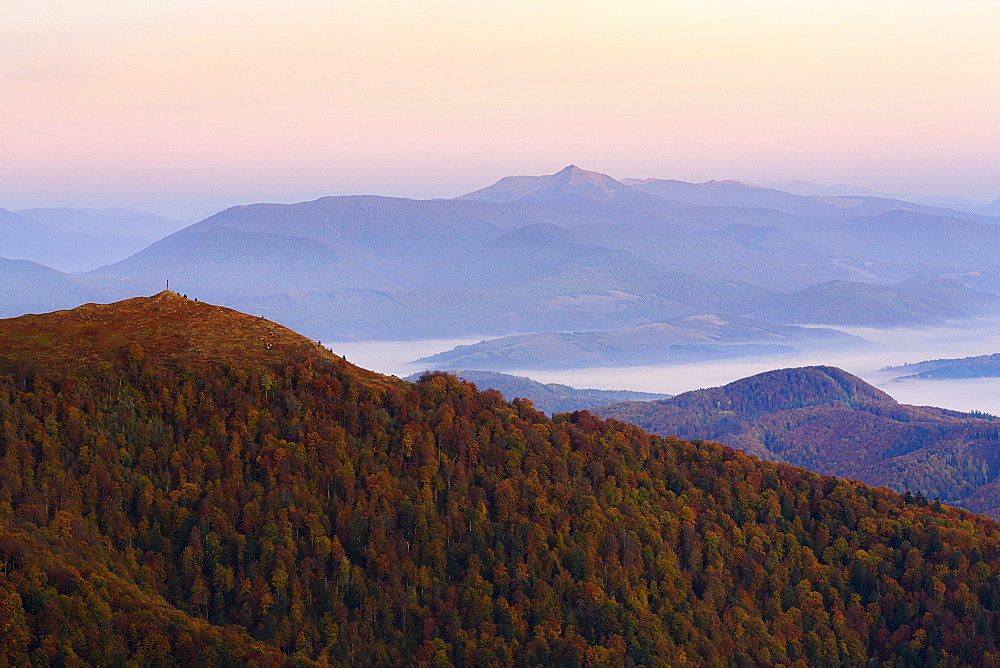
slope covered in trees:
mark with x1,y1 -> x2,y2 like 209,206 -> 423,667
404,369 -> 671,414
598,366 -> 1000,516
3,301 -> 1000,664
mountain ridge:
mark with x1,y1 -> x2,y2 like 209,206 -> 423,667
5,166 -> 1000,340
0,291 -> 387,383
15,206 -> 188,240
0,208 -> 154,272
0,257 -> 121,319
751,278 -> 1000,326
415,316 -> 865,370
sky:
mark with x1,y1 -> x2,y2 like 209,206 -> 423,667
3,0 -> 999,207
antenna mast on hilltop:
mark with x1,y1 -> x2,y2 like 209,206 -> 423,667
166,279 -> 169,291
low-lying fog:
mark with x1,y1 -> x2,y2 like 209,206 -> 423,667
328,319 -> 1000,415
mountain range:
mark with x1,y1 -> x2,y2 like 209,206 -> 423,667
596,366 -> 1000,517
749,278 -> 1000,326
755,179 -> 999,213
0,208 -> 168,273
15,207 -> 188,240
0,257 -> 120,319
2,166 -> 999,343
4,296 -> 1000,663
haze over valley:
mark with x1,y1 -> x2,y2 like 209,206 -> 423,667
4,164 -> 1000,414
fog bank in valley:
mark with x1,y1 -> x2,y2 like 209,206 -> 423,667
331,318 -> 1000,416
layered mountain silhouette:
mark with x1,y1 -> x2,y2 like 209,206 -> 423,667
751,278 -> 1000,326
460,164 -> 642,204
756,180 -> 997,212
15,206 -> 187,240
4,296 -> 1000,663
0,257 -> 120,318
980,197 -> 1000,216
3,166 -> 999,341
624,178 -> 851,217
597,366 -> 1000,516
628,177 -> 996,220
0,208 -> 155,272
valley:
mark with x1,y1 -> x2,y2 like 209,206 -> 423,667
332,316 -> 1000,415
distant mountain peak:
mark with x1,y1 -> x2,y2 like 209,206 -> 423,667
558,164 -> 624,189
982,197 -> 1000,215
702,179 -> 762,189
605,365 -> 894,421
459,165 -> 631,204
722,365 -> 895,406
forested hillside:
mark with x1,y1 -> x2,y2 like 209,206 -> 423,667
404,369 -> 671,414
598,366 -> 1000,516
3,300 -> 1000,664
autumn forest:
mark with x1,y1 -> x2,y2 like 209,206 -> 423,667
0,297 -> 999,665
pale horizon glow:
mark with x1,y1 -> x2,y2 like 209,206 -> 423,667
2,0 -> 998,207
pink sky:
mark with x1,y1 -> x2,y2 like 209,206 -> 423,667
3,0 -> 998,206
